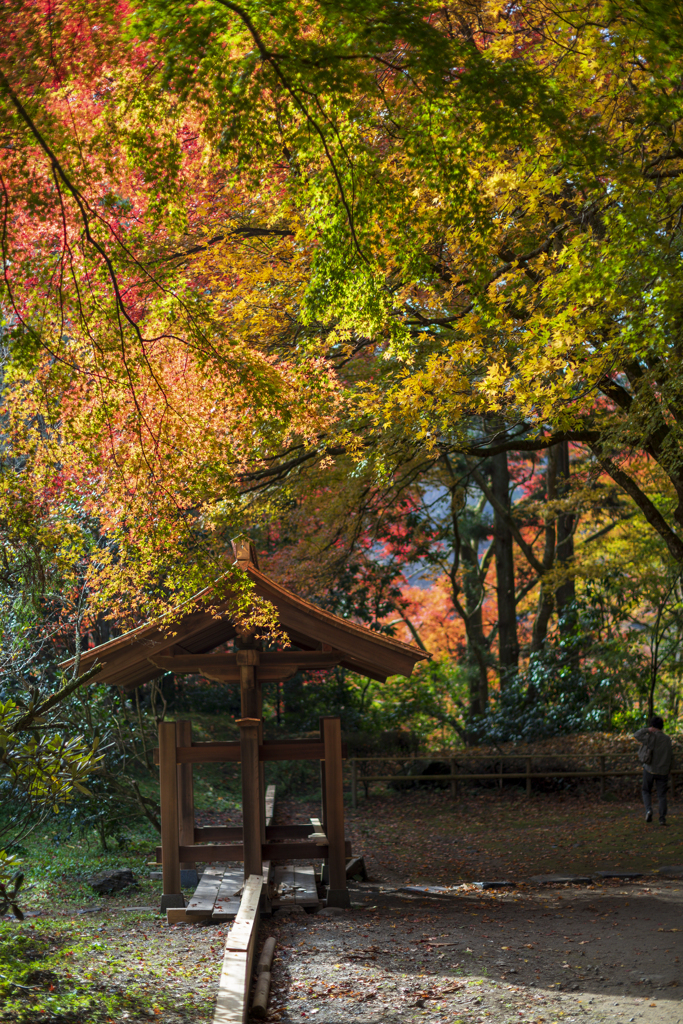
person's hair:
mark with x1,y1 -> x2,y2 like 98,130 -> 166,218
649,715 -> 664,730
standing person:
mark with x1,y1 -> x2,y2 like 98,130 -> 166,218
634,716 -> 674,825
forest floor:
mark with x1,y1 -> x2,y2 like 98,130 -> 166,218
1,789 -> 682,1024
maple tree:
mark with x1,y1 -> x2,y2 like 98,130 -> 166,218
3,0 -> 683,745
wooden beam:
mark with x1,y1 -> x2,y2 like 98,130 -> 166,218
194,824 -> 312,842
150,651 -> 343,674
158,721 -> 184,911
152,738 -> 343,764
156,841 -> 352,862
213,874 -> 263,1024
321,716 -> 350,908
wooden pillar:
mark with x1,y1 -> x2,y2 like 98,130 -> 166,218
238,717 -> 262,879
158,721 -> 184,911
321,716 -> 350,908
238,648 -> 265,857
319,728 -> 329,884
176,720 -> 198,886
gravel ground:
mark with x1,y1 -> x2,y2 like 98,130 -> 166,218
256,878 -> 683,1024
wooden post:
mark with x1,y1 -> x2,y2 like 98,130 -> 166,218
498,760 -> 503,790
237,648 -> 265,866
600,755 -> 606,798
159,721 -> 184,911
526,757 -> 532,798
321,716 -> 349,908
351,757 -> 357,810
176,720 -> 198,886
319,734 -> 329,884
450,758 -> 457,799
237,718 -> 262,879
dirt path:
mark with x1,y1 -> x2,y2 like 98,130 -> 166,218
259,878 -> 683,1024
262,791 -> 683,1023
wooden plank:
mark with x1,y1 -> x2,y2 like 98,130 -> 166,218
294,864 -> 318,906
167,907 -> 212,924
309,817 -> 327,844
158,721 -> 182,903
213,949 -> 248,1024
225,874 -> 263,951
187,865 -> 225,915
212,874 -> 263,1024
213,868 -> 244,920
265,784 -> 276,827
272,864 -> 297,906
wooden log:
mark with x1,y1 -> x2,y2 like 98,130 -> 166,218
176,720 -> 196,873
158,721 -> 184,911
238,718 -> 263,879
251,971 -> 271,1019
321,716 -> 349,908
257,936 -> 276,975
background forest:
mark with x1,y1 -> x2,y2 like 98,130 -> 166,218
3,0 -> 683,873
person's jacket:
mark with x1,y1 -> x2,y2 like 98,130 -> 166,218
634,728 -> 674,775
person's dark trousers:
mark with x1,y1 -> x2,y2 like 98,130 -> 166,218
642,768 -> 669,822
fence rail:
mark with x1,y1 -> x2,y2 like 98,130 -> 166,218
347,754 -> 681,808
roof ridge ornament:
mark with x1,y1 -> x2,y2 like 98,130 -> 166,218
232,536 -> 259,570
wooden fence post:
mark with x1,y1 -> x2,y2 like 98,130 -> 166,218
450,758 -> 457,799
321,716 -> 350,908
351,757 -> 357,810
600,755 -> 606,798
159,720 -> 184,912
526,758 -> 532,798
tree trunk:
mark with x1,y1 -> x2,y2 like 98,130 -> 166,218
490,451 -> 519,685
530,446 -> 558,654
460,539 -> 489,718
555,440 -> 576,634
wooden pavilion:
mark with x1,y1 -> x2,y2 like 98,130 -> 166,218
65,540 -> 429,913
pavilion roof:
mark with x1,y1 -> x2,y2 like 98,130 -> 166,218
62,557 -> 429,689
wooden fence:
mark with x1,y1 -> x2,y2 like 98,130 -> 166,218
347,753 -> 682,808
